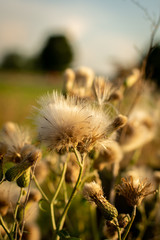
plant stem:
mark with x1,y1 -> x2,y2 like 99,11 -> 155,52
122,205 -> 136,240
56,148 -> 84,239
0,215 -> 13,240
117,226 -> 122,240
33,175 -> 49,203
50,158 -> 68,231
11,188 -> 23,236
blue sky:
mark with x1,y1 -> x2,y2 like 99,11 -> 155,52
0,0 -> 160,75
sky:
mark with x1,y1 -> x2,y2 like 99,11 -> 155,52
0,0 -> 160,75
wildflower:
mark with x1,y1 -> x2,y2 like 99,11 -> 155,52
116,176 -> 156,206
5,148 -> 41,182
93,76 -> 115,105
93,141 -> 123,170
120,110 -> 155,152
0,122 -> 31,163
63,68 -> 75,95
35,91 -> 125,153
83,181 -> 118,220
75,66 -> 94,89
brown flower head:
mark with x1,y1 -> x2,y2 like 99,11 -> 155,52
116,176 -> 156,206
0,122 -> 31,163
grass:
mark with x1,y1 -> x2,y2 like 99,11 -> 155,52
0,71 -> 63,126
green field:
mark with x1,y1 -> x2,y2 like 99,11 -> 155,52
0,71 -> 63,126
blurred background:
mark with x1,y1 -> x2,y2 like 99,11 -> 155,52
0,0 -> 160,125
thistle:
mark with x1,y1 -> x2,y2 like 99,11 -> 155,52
83,181 -> 118,221
116,176 -> 156,206
5,148 -> 41,182
16,167 -> 31,188
35,91 -> 124,153
0,122 -> 31,163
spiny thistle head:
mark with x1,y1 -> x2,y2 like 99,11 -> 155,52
93,76 -> 115,105
116,176 -> 156,206
5,147 -> 41,182
120,110 -> 155,152
93,141 -> 123,170
16,167 -> 31,188
35,91 -> 120,153
83,181 -> 118,220
0,122 -> 31,163
106,114 -> 128,137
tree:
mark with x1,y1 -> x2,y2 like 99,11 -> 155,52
0,52 -> 26,70
38,35 -> 73,72
145,44 -> 160,88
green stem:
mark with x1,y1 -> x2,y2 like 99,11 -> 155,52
117,226 -> 122,240
122,206 -> 136,240
33,175 -> 49,203
11,188 -> 23,235
0,215 -> 13,240
56,148 -> 84,238
50,158 -> 68,231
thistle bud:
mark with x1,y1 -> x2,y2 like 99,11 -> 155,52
106,115 -> 127,137
118,214 -> 130,228
83,182 -> 118,221
16,167 -> 31,188
5,148 -> 41,182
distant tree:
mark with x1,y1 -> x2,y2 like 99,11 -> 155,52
145,44 -> 160,88
0,52 -> 26,70
38,35 -> 73,72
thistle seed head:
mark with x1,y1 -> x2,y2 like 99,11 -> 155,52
116,176 -> 156,206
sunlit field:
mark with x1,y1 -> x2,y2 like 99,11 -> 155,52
0,72 -> 63,126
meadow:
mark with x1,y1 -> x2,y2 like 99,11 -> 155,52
0,71 -> 62,126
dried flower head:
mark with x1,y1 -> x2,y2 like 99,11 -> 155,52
0,122 -> 31,163
93,76 -> 115,105
63,68 -> 75,94
75,66 -> 94,89
5,147 -> 41,182
83,181 -> 118,220
116,176 -> 156,206
35,91 -> 120,153
120,110 -> 155,152
94,141 -> 123,170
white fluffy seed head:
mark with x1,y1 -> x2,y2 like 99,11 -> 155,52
83,181 -> 103,202
35,91 -> 114,153
0,123 -> 31,163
